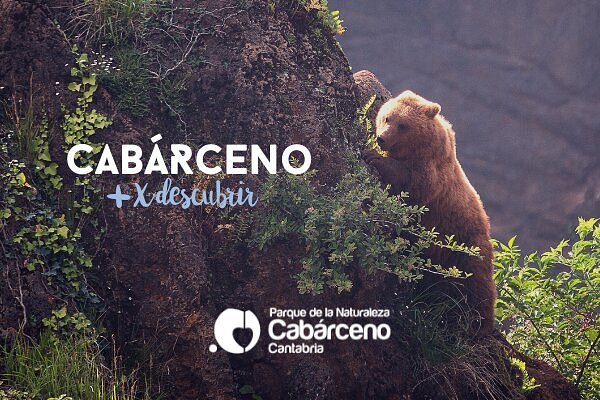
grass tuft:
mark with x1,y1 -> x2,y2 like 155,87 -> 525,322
1,330 -> 152,400
1,78 -> 43,168
68,0 -> 157,46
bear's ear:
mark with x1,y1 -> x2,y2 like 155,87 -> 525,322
423,102 -> 441,118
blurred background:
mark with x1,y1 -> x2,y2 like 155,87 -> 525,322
330,0 -> 600,251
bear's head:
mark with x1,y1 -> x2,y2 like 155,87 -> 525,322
375,90 -> 448,158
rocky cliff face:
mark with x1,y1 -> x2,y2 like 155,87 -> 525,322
0,1 -> 397,397
331,0 -> 600,252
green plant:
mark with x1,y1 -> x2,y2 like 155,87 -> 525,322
494,218 -> 600,397
357,95 -> 375,136
158,76 -> 186,120
64,50 -> 111,220
248,157 -> 478,295
2,88 -> 41,169
68,0 -> 157,46
98,47 -> 152,117
293,0 -> 344,36
10,205 -> 95,292
389,284 -> 524,399
42,307 -> 92,335
1,82 -> 62,193
0,161 -> 97,304
1,330 -> 151,400
357,94 -> 389,158
411,337 -> 522,400
0,26 -> 154,400
1,49 -> 109,309
67,2 -> 222,135
64,51 -> 111,153
509,357 -> 540,394
399,288 -> 473,363
272,0 -> 344,36
313,0 -> 344,36
96,46 -> 188,125
356,95 -> 387,156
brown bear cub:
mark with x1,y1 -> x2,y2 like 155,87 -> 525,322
363,90 -> 496,335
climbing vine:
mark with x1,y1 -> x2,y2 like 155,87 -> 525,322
0,49 -> 111,310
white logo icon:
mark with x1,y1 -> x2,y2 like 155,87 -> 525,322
210,308 -> 261,354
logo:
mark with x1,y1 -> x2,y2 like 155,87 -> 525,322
210,308 -> 261,354
209,307 -> 391,355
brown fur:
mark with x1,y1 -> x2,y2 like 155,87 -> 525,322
364,90 -> 496,335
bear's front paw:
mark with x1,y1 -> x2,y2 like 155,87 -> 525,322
362,149 -> 383,164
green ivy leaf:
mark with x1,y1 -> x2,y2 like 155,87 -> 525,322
82,74 -> 96,86
57,226 -> 69,239
16,172 -> 27,186
39,150 -> 52,162
585,329 -> 598,343
67,82 -> 81,92
44,164 -> 58,176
